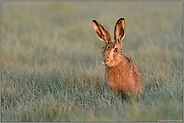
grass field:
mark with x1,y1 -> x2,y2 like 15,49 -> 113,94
1,1 -> 183,122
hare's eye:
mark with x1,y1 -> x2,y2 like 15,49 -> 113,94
114,48 -> 118,52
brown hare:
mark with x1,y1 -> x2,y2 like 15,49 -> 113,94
92,18 -> 142,98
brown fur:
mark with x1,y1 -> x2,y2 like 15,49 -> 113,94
92,18 -> 142,98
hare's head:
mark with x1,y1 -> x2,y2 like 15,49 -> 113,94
92,18 -> 126,67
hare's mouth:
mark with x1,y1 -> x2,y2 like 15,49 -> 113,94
102,62 -> 105,66
102,58 -> 110,66
102,60 -> 114,67
102,57 -> 123,67
102,61 -> 108,66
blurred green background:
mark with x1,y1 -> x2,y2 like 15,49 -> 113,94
1,2 -> 183,122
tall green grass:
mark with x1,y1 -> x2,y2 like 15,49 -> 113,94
1,2 -> 183,122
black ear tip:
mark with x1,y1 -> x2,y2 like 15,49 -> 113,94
118,18 -> 125,22
92,20 -> 96,23
116,18 -> 125,24
92,20 -> 99,25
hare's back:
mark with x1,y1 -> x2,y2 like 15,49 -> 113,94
124,56 -> 142,83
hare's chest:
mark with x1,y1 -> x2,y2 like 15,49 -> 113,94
106,66 -> 131,89
106,67 -> 129,86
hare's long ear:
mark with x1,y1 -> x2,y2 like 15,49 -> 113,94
114,18 -> 125,44
92,20 -> 112,44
